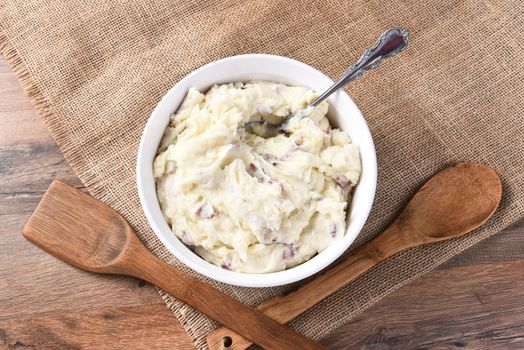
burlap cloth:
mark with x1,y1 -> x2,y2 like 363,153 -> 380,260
2,0 -> 523,348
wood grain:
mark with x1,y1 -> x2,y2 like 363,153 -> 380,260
0,304 -> 193,350
1,55 -> 524,350
322,259 -> 524,350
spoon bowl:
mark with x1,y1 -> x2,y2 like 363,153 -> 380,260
394,162 -> 502,244
245,27 -> 409,138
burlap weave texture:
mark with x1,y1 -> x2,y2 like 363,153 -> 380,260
1,0 -> 523,348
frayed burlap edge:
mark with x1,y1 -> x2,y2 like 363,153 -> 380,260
0,25 -> 207,349
0,33 -> 53,138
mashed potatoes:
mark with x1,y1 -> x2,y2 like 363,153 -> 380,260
154,82 -> 361,273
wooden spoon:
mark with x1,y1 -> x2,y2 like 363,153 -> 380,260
22,180 -> 325,350
207,163 -> 502,350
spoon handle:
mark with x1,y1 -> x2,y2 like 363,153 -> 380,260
206,224 -> 406,350
311,28 -> 409,107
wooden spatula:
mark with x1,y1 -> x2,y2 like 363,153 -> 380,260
22,180 -> 325,350
207,163 -> 502,350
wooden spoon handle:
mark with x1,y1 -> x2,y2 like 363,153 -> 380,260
206,162 -> 503,350
123,247 -> 325,350
207,225 -> 409,350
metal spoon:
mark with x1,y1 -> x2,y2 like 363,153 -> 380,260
245,27 -> 410,138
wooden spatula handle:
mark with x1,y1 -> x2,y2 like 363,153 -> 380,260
119,243 -> 325,350
22,181 -> 323,350
207,224 -> 409,350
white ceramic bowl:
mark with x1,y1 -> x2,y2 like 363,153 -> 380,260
137,54 -> 377,287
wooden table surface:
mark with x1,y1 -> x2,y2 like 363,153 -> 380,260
1,55 -> 523,350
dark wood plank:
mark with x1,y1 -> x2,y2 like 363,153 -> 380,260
0,303 -> 194,350
442,220 -> 524,268
322,259 -> 524,349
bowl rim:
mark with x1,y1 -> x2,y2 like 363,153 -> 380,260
137,53 -> 377,287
